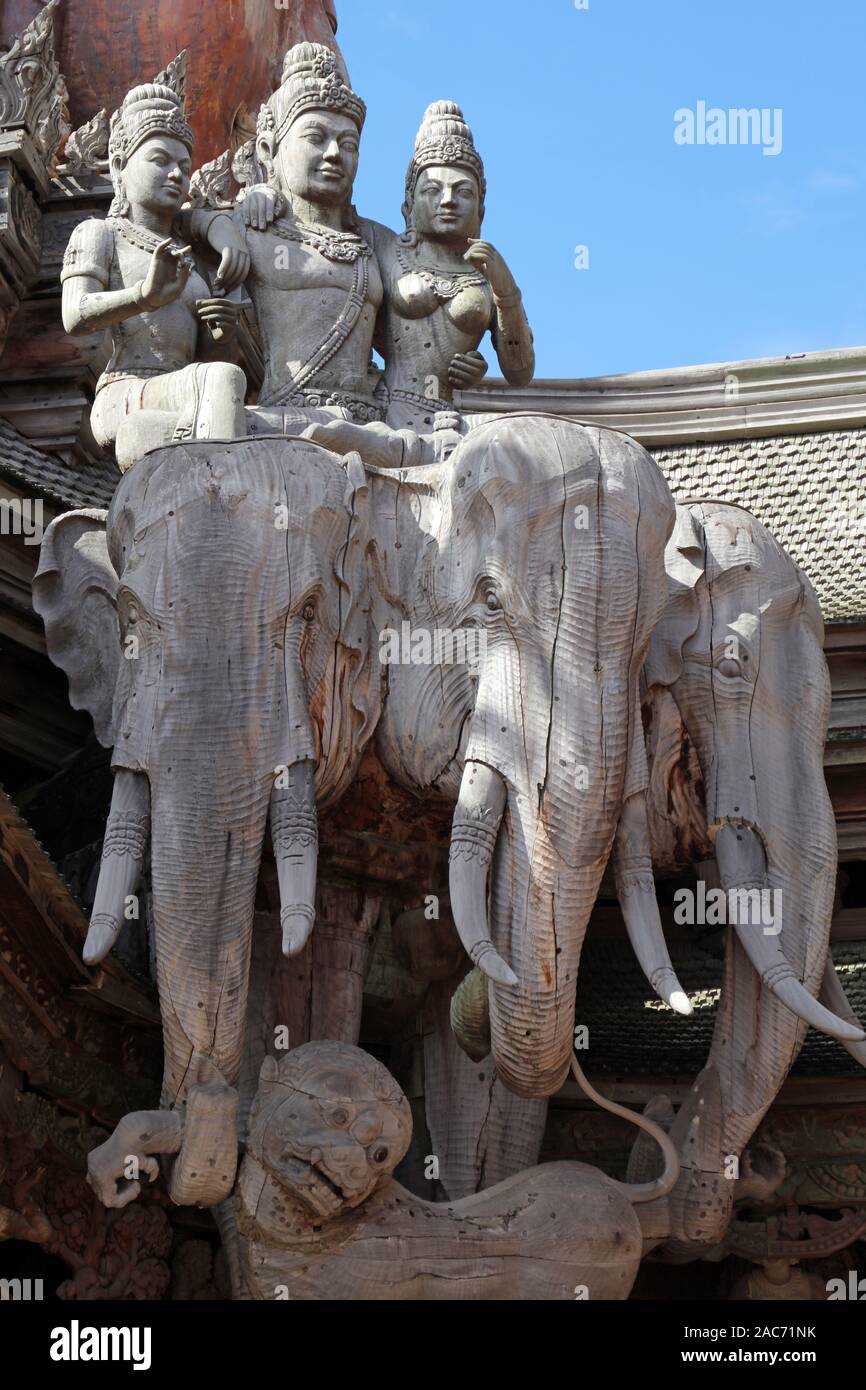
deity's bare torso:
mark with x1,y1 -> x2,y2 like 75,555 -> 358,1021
376,227 -> 496,424
243,213 -> 384,416
64,218 -> 209,381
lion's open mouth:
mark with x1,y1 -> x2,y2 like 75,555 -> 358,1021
309,1162 -> 346,1201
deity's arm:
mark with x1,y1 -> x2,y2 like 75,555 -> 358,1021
360,217 -> 399,260
358,217 -> 398,362
489,287 -> 535,387
184,207 -> 250,291
61,219 -> 148,334
62,216 -> 199,336
463,237 -> 535,388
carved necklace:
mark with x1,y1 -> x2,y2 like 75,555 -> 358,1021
270,215 -> 372,264
107,216 -> 187,255
396,240 -> 489,302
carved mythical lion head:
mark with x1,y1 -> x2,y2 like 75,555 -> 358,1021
247,1041 -> 413,1218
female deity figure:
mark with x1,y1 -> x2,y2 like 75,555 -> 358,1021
377,100 -> 535,431
61,80 -> 249,473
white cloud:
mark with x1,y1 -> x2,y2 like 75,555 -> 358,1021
811,170 -> 859,192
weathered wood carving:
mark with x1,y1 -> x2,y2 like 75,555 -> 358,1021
641,500 -> 863,1258
235,1041 -> 675,1300
27,30 -> 864,1300
59,62 -> 248,471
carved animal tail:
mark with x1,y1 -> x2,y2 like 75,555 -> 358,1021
570,1056 -> 680,1204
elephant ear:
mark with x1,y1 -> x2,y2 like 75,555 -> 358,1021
643,502 -> 705,690
32,509 -> 120,749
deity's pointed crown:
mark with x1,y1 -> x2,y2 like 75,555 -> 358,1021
259,42 -> 366,149
405,101 -> 487,217
107,58 -> 194,166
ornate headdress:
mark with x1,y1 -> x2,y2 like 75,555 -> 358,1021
107,61 -> 194,218
404,101 -> 486,220
258,42 -> 366,150
108,83 -> 193,166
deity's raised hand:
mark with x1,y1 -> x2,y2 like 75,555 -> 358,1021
139,238 -> 194,310
463,239 -> 515,299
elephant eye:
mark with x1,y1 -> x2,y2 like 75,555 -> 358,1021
302,603 -> 316,624
713,648 -> 752,682
370,1144 -> 389,1165
482,585 -> 501,612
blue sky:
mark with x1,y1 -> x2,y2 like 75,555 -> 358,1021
339,0 -> 866,379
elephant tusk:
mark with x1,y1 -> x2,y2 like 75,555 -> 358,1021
84,770 -> 150,965
270,759 -> 319,958
715,825 -> 866,1044
613,793 -> 692,1016
819,955 -> 866,1067
450,966 -> 492,1061
448,761 -> 517,987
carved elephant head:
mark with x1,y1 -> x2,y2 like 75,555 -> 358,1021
367,415 -> 690,1098
644,499 -> 863,1255
34,438 -> 380,1142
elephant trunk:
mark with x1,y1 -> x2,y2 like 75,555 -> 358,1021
448,733 -> 607,1098
450,751 -> 689,1098
482,782 -> 603,1098
660,790 -> 845,1257
150,768 -> 275,1112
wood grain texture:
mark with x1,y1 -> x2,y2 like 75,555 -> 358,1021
36,437 -> 379,1208
108,438 -> 375,1112
2,0 -> 344,164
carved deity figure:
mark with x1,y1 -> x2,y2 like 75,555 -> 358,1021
234,70 -> 536,467
61,77 -> 249,472
377,100 -> 535,430
200,43 -> 385,432
237,72 -> 535,451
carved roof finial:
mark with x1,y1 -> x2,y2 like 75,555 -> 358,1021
152,50 -> 188,101
59,108 -> 110,175
404,100 -> 487,220
0,0 -> 71,165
